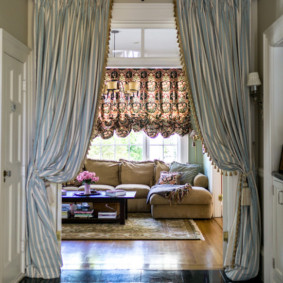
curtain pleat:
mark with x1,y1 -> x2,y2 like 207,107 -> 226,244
26,0 -> 112,278
175,0 -> 261,280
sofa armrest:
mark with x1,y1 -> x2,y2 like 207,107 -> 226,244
193,173 -> 208,189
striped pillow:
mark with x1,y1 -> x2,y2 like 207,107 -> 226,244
169,162 -> 202,185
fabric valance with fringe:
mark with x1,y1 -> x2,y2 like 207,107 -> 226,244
94,69 -> 192,139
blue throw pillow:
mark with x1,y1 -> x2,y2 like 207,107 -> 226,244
169,161 -> 203,185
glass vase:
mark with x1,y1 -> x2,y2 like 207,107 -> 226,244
84,183 -> 91,195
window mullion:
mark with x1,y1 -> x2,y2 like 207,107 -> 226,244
143,132 -> 148,160
141,28 -> 144,58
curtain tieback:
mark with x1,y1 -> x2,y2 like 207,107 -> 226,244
241,172 -> 252,206
242,170 -> 253,177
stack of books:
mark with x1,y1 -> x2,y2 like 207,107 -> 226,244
62,204 -> 70,219
98,211 -> 117,219
74,210 -> 94,218
105,189 -> 126,197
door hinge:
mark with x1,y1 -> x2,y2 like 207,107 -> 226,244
272,185 -> 274,196
21,240 -> 25,253
272,258 -> 275,269
223,231 -> 228,242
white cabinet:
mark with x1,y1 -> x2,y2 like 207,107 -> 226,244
273,177 -> 283,283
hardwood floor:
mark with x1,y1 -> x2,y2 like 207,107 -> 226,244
61,218 -> 223,271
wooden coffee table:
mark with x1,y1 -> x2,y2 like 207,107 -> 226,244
62,191 -> 136,225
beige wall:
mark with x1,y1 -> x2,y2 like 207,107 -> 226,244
0,0 -> 28,45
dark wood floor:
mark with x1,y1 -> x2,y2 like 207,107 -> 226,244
21,218 -> 262,282
61,218 -> 223,271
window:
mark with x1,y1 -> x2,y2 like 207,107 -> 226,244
88,132 -> 188,163
109,28 -> 179,59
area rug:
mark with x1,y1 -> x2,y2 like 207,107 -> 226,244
62,213 -> 204,240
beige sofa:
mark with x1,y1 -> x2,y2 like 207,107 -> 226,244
63,159 -> 213,219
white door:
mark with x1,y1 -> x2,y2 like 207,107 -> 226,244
0,53 -> 25,282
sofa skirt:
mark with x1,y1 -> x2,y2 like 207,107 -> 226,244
128,199 -> 151,213
151,204 -> 213,219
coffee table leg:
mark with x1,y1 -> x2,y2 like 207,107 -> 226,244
125,200 -> 128,219
120,200 -> 125,225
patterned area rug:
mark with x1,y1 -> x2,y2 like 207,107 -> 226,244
62,213 -> 204,240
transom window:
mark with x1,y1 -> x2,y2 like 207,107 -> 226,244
87,131 -> 186,163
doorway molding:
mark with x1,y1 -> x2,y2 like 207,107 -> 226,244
263,14 -> 283,283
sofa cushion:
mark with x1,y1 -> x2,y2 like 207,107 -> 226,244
78,184 -> 115,191
193,173 -> 208,188
150,186 -> 212,205
84,159 -> 120,187
120,159 -> 155,186
154,159 -> 170,184
158,171 -> 181,185
170,162 -> 202,185
115,184 -> 150,198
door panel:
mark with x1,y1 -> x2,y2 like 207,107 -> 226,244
1,53 -> 24,282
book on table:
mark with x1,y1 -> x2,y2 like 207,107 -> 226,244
74,210 -> 94,218
98,211 -> 117,219
105,189 -> 126,197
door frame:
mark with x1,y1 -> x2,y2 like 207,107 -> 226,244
263,14 -> 283,283
0,29 -> 30,282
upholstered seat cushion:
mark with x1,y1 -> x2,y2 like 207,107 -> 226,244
115,184 -> 150,198
78,184 -> 115,191
149,186 -> 212,205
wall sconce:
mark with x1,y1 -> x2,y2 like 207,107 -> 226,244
247,72 -> 261,102
104,80 -> 140,94
189,130 -> 199,147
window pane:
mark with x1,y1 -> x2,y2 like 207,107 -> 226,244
102,136 -> 115,145
92,136 -> 103,145
116,135 -> 129,145
164,146 -> 177,163
87,146 -> 100,160
164,134 -> 178,145
129,131 -> 143,144
101,146 -> 114,160
130,145 -> 143,161
149,145 -> 163,160
109,29 -> 141,58
116,146 -> 128,160
149,134 -> 163,145
144,29 -> 179,57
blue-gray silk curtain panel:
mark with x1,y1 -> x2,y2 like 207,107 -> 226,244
26,0 -> 112,278
175,0 -> 260,281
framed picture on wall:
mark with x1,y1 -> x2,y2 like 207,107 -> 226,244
279,146 -> 283,174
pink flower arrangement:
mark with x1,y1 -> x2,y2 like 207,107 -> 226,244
76,171 -> 99,184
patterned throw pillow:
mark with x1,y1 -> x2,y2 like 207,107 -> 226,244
158,171 -> 181,185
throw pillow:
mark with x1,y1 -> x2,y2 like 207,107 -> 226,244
169,161 -> 202,185
119,159 -> 155,186
154,159 -> 170,184
158,171 -> 181,185
84,159 -> 120,187
193,173 -> 208,188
